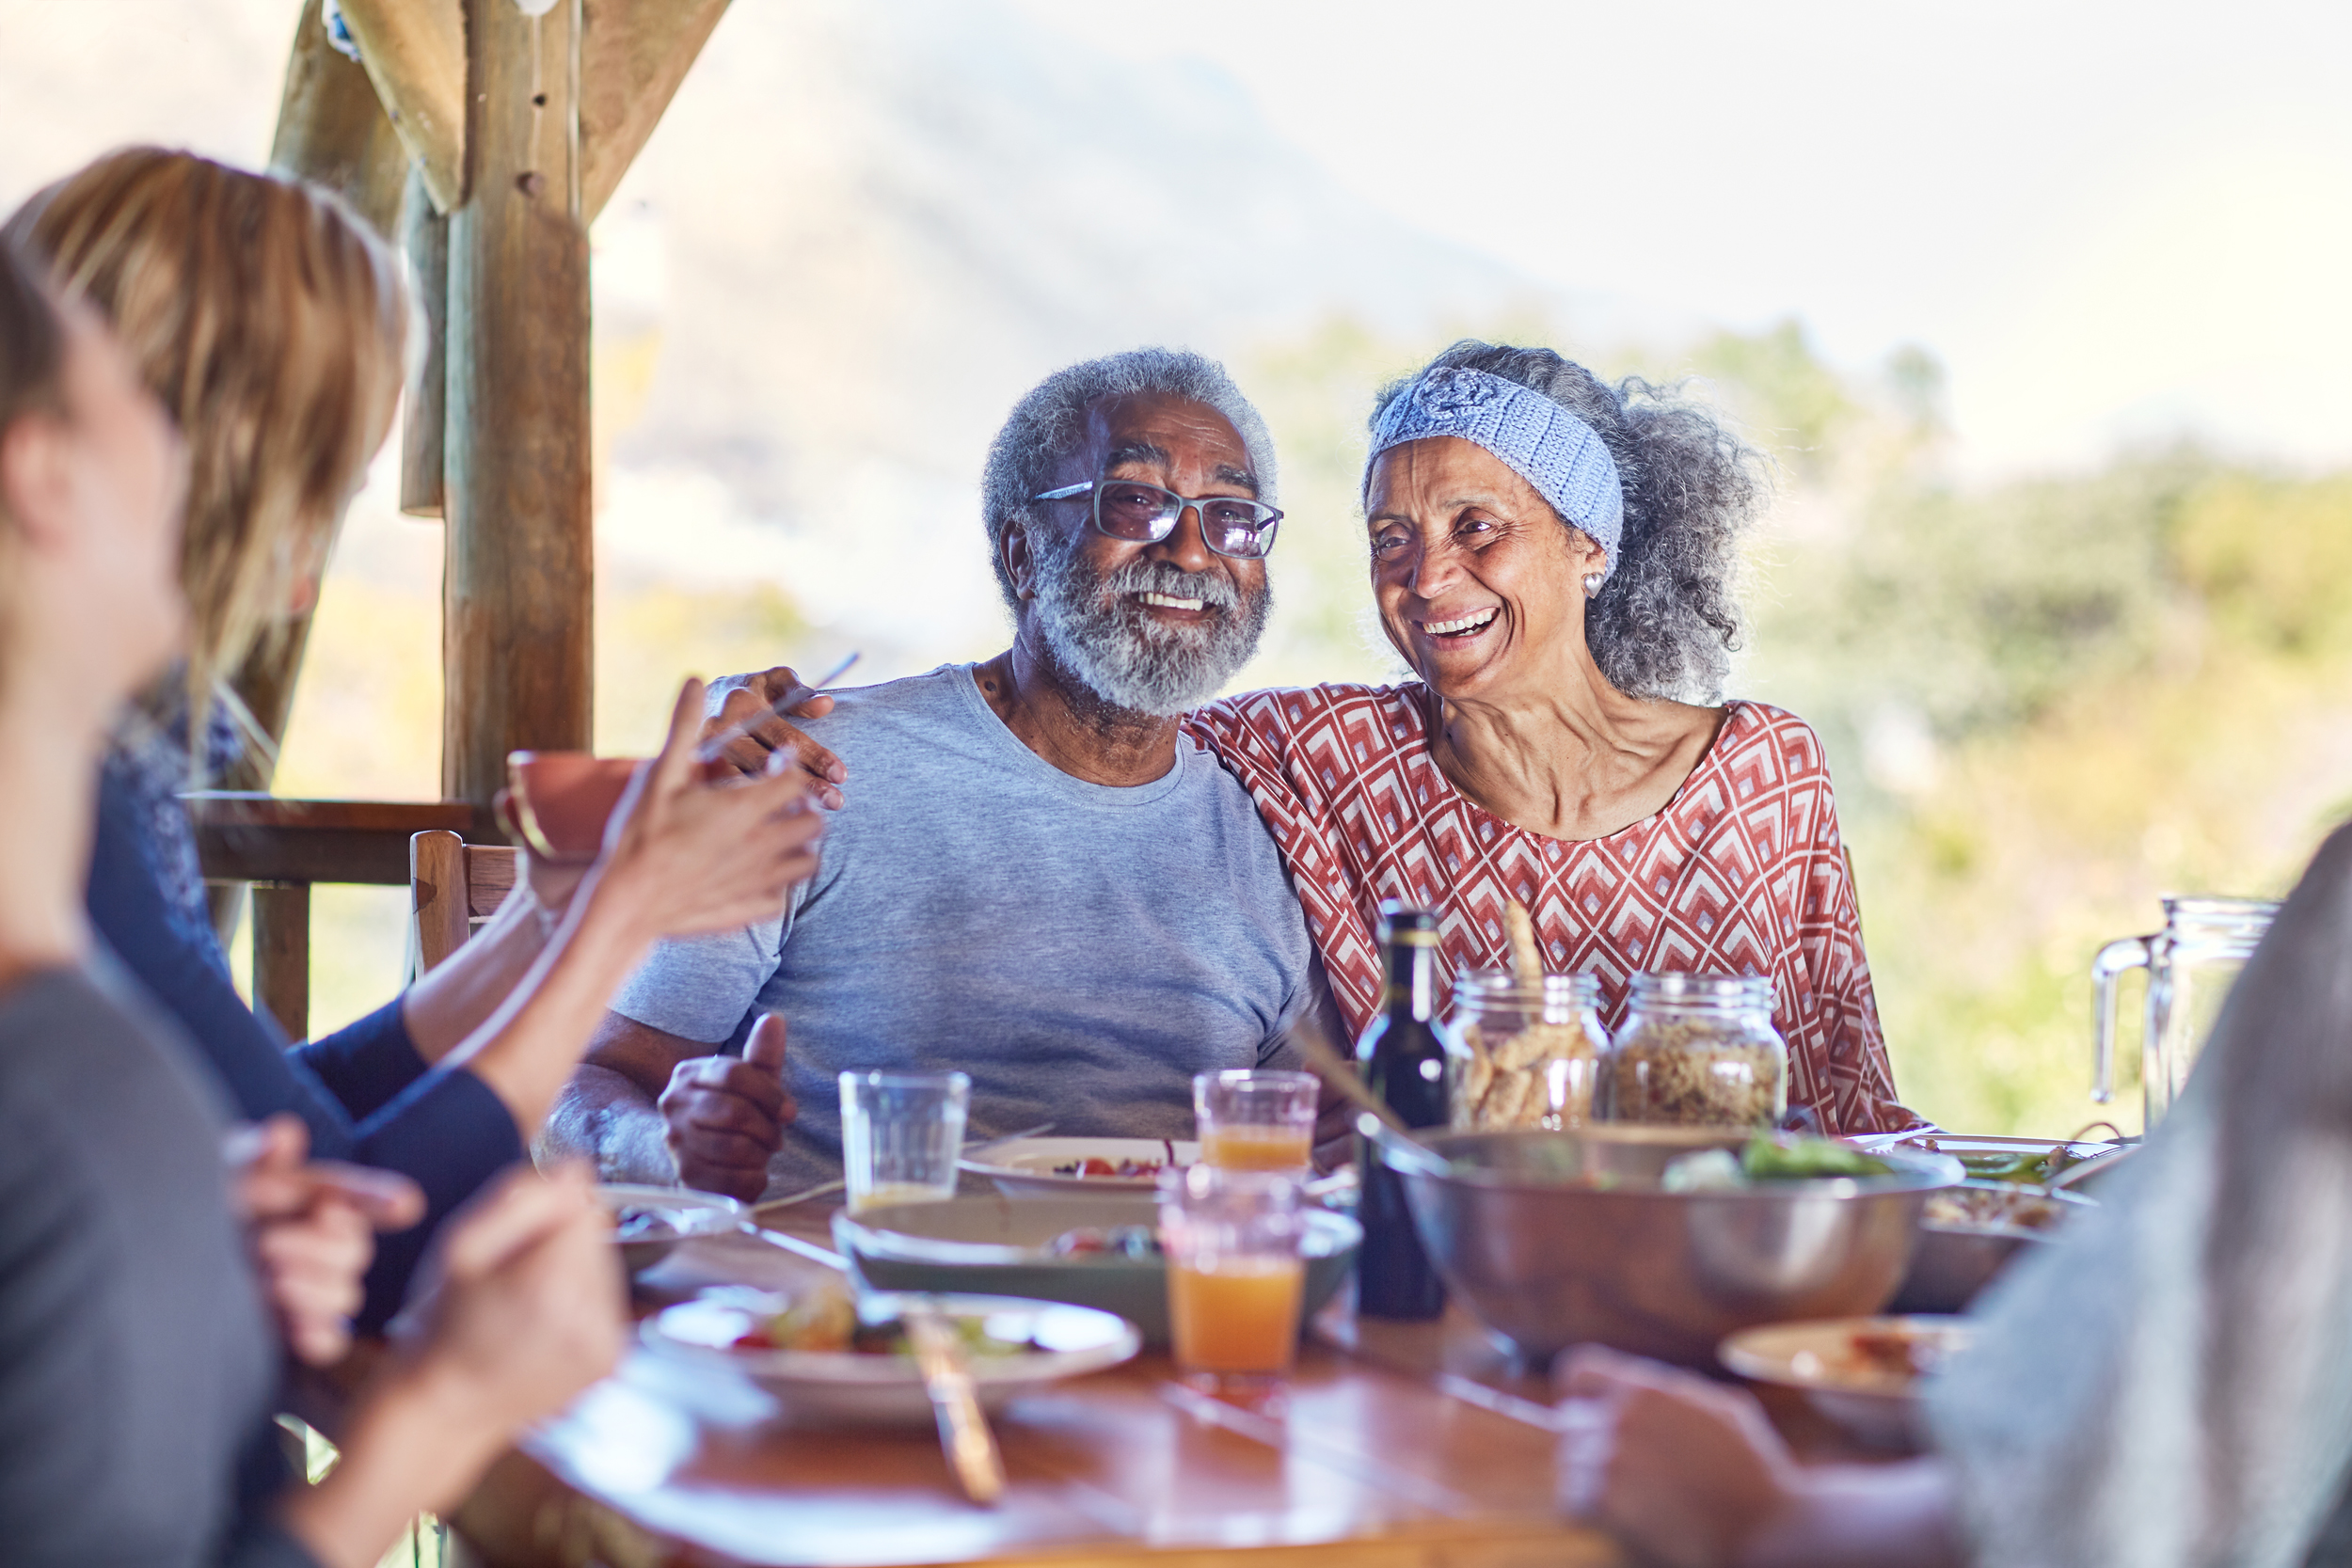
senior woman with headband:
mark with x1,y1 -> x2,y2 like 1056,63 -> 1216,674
1190,342 -> 1915,1134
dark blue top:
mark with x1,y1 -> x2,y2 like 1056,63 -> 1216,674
87,732 -> 525,1327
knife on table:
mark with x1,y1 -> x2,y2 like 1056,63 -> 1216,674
902,1300 -> 1007,1506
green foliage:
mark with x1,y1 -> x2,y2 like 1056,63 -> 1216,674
1690,318 -> 1860,481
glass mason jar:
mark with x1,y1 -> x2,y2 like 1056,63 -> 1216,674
1610,974 -> 1788,1129
1448,971 -> 1613,1131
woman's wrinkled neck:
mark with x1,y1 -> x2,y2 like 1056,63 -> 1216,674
0,659 -> 104,990
1422,638 -> 1722,841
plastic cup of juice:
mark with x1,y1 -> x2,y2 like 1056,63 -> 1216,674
839,1070 -> 969,1213
1194,1069 -> 1319,1173
1157,1164 -> 1308,1398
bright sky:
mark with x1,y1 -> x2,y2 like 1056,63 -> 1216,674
1011,0 -> 2352,479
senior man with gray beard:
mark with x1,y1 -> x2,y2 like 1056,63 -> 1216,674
543,349 -> 1327,1199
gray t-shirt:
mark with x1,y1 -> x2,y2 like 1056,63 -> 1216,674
612,663 -> 1315,1194
0,958 -> 310,1567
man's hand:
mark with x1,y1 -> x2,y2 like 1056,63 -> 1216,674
229,1115 -> 426,1367
657,1013 -> 795,1200
701,668 -> 847,807
593,681 -> 828,943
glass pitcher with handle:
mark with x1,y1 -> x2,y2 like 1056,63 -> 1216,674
2092,895 -> 2279,1130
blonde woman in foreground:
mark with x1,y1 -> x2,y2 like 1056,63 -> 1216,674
8,147 -> 828,1326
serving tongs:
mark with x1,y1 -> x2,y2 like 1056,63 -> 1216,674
1284,1013 -> 1455,1180
902,1299 -> 1007,1506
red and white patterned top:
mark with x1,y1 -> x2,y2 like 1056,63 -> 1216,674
1184,687 -> 1919,1135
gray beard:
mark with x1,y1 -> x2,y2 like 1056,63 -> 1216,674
1027,532 -> 1270,718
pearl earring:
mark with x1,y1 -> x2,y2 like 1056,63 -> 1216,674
1582,573 -> 1603,598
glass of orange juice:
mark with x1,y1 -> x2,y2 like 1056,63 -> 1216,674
1193,1069 -> 1319,1173
1158,1164 -> 1308,1398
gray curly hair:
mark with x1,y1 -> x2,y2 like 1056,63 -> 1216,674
980,348 -> 1279,612
1371,341 -> 1765,704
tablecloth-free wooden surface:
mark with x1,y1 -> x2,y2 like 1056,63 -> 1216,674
451,1212 -> 1627,1568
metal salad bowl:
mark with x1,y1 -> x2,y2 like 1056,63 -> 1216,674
1388,1127 -> 1964,1369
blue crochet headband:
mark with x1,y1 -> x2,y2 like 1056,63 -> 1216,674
1365,367 -> 1626,578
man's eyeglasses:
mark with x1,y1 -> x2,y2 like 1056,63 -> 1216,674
1031,478 -> 1281,561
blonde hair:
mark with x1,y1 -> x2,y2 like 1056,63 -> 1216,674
6,147 -> 407,751
0,239 -> 69,684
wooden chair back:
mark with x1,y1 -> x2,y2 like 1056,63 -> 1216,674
409,830 -> 519,975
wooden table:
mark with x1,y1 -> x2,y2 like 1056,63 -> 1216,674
451,1213 -> 1628,1568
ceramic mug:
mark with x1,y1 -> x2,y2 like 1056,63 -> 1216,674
505,751 -> 641,864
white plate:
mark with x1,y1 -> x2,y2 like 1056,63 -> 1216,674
1719,1314 -> 1973,1451
1849,1132 -> 2124,1184
642,1290 -> 1141,1424
958,1136 -> 1199,1198
594,1184 -> 746,1272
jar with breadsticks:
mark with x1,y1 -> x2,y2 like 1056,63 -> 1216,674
1610,973 -> 1788,1128
1448,969 -> 1612,1131
1447,898 -> 1613,1131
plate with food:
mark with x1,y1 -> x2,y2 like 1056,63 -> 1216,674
834,1192 -> 1360,1345
958,1136 -> 1199,1198
642,1285 -> 1141,1423
1719,1314 -> 1974,1450
1888,1180 -> 2097,1313
594,1184 -> 746,1272
1848,1132 -> 2124,1189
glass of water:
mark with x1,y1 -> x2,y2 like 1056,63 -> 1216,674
838,1070 -> 970,1212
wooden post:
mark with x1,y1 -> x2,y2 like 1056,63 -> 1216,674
213,0 -> 414,942
399,167 -> 449,517
237,0 -> 418,797
443,0 -> 594,811
252,883 -> 312,1041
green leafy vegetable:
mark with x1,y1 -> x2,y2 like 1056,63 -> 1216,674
1740,1136 -> 1893,1180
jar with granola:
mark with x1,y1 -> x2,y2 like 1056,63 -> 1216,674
1610,974 -> 1788,1128
1449,970 -> 1613,1131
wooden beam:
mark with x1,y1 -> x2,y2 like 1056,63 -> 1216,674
186,793 -> 481,885
399,168 -> 449,517
270,0 -> 410,239
443,0 -> 594,811
333,0 -> 467,214
579,0 -> 732,222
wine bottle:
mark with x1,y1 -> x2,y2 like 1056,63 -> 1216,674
1355,900 -> 1448,1320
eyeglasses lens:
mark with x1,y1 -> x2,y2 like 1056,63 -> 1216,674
1096,483 -> 1276,558
1098,483 -> 1175,540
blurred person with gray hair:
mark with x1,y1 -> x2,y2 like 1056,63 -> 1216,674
544,348 -> 1332,1198
1555,816 -> 2352,1568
